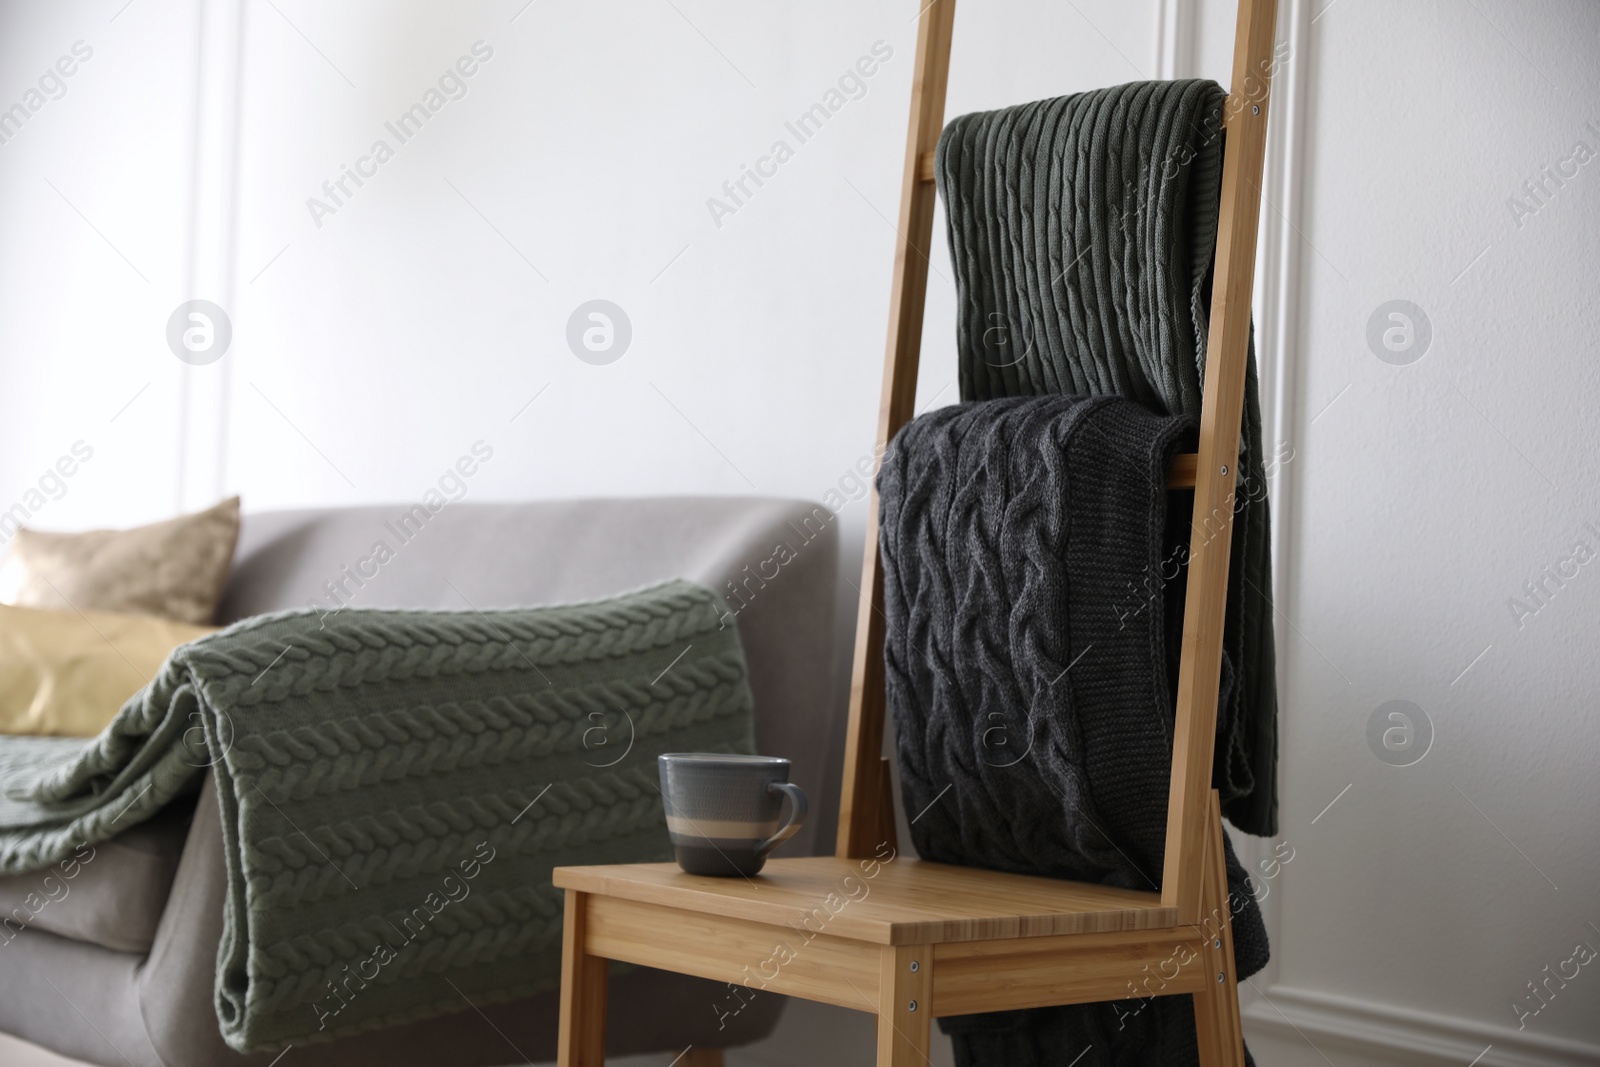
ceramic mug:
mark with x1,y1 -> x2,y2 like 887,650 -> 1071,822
658,753 -> 808,877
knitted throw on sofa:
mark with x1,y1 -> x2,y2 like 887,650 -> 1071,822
879,395 -> 1269,1067
936,78 -> 1279,837
0,580 -> 754,1052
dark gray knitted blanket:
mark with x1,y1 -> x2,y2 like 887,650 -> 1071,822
937,78 -> 1278,837
0,580 -> 754,1052
879,396 -> 1267,1067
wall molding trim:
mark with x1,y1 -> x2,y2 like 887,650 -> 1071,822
1153,0 -> 1195,79
176,0 -> 247,513
1245,984 -> 1600,1067
1232,0 -> 1310,995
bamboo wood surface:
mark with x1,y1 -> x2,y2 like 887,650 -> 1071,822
877,945 -> 934,1065
556,891 -> 606,1067
1159,0 -> 1280,923
932,929 -> 1209,1015
555,856 -> 1175,946
1169,451 -> 1199,487
836,0 -> 958,860
585,894 -> 881,1012
1191,792 -> 1247,1062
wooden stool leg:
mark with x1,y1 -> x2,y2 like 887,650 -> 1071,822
1192,793 -> 1245,1066
876,945 -> 932,1066
681,1050 -> 725,1067
557,890 -> 607,1067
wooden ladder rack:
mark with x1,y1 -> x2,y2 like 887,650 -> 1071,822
555,0 -> 1279,1062
835,0 -> 1277,925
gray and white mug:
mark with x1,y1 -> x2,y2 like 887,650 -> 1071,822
658,753 -> 808,877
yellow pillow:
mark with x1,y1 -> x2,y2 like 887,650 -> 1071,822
0,603 -> 216,737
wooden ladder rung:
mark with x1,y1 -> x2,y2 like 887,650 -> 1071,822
1168,452 -> 1198,488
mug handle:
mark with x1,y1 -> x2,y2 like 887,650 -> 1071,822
757,781 -> 808,856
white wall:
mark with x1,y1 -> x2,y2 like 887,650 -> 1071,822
0,2 -> 195,531
0,1 -> 1596,1065
1217,2 -> 1600,1065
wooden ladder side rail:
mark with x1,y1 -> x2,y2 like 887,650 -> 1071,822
836,0 -> 958,860
1159,0 -> 1280,924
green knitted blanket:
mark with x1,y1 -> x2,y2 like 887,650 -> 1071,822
0,580 -> 755,1051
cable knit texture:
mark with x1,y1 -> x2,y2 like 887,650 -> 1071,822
913,78 -> 1280,1067
0,580 -> 755,1052
880,396 -> 1268,1067
937,78 -> 1279,837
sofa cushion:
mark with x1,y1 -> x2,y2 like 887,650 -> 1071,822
0,792 -> 195,953
0,603 -> 216,736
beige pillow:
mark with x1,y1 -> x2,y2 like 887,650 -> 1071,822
0,603 -> 216,736
0,497 -> 240,625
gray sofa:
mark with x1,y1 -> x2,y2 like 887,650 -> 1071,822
0,496 -> 841,1066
